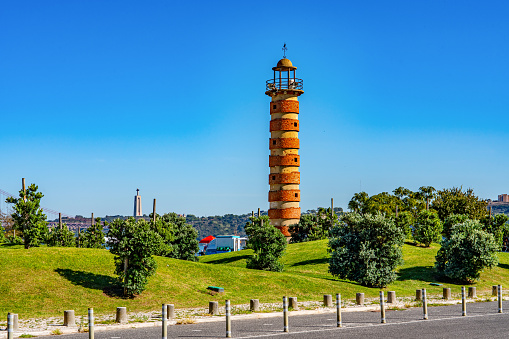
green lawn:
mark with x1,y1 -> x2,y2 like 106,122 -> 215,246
1,240 -> 508,319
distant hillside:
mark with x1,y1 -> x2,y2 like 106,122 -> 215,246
185,213 -> 264,239
489,202 -> 509,216
185,207 -> 343,239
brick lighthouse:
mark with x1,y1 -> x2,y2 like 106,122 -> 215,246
265,50 -> 303,237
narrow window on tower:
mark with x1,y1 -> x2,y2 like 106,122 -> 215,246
294,158 -> 298,162
272,175 -> 276,180
294,122 -> 298,127
272,140 -> 276,145
273,104 -> 277,110
295,193 -> 298,198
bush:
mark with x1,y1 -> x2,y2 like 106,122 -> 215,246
412,210 -> 442,247
328,212 -> 405,288
480,214 -> 509,250
289,208 -> 339,243
442,214 -> 469,239
244,216 -> 287,272
435,219 -> 498,283
5,235 -> 23,245
78,218 -> 106,249
161,213 -> 199,261
46,225 -> 75,247
394,211 -> 413,239
107,218 -> 163,296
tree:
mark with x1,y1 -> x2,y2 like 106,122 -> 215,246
328,212 -> 405,288
412,210 -> 443,247
442,214 -> 469,239
107,218 -> 164,297
365,192 -> 401,217
435,219 -> 498,283
394,211 -> 414,239
78,218 -> 106,248
6,183 -> 48,249
289,207 -> 339,243
46,224 -> 76,247
480,214 -> 509,250
348,192 -> 369,214
431,187 -> 488,221
244,216 -> 287,272
152,213 -> 199,261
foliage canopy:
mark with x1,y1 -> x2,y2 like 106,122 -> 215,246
328,212 -> 405,288
435,219 -> 498,283
412,210 -> 443,247
6,183 -> 48,249
107,218 -> 163,297
244,216 -> 287,272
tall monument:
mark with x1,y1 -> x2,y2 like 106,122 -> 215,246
265,49 -> 303,237
134,188 -> 142,217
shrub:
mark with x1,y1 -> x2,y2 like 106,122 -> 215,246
435,219 -> 498,283
289,208 -> 339,243
394,211 -> 413,239
328,212 -> 405,288
244,216 -> 286,272
78,218 -> 106,248
480,214 -> 509,250
442,214 -> 469,239
412,210 -> 442,247
46,225 -> 75,247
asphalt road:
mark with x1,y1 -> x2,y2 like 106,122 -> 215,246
50,301 -> 508,339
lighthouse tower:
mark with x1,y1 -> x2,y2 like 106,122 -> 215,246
265,54 -> 304,237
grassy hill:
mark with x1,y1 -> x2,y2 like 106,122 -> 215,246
1,240 -> 508,319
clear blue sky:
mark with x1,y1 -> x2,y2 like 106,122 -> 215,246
1,1 -> 508,217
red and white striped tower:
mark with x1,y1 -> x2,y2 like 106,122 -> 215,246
265,56 -> 304,238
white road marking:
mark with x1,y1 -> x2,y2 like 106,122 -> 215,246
233,312 -> 507,338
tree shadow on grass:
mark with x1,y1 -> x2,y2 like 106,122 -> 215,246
290,258 -> 329,267
498,263 -> 509,270
202,254 -> 251,265
55,268 -> 126,299
397,266 -> 437,283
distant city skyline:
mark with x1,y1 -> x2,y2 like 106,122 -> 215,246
1,1 -> 508,217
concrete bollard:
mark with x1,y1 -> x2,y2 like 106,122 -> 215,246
336,294 -> 342,328
64,310 -> 76,327
462,286 -> 467,316
289,297 -> 299,311
283,296 -> 289,333
443,288 -> 451,300
209,301 -> 219,315
162,304 -> 167,339
387,291 -> 396,304
493,285 -> 498,297
10,313 -> 18,331
323,294 -> 333,307
7,313 -> 13,339
416,289 -> 422,301
468,286 -> 476,298
380,291 -> 386,324
225,300 -> 231,338
498,285 -> 503,313
356,293 -> 364,306
116,307 -> 127,323
422,289 -> 428,320
88,308 -> 94,339
250,299 -> 259,312
167,304 -> 175,320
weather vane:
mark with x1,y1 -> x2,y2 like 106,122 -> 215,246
282,43 -> 287,58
